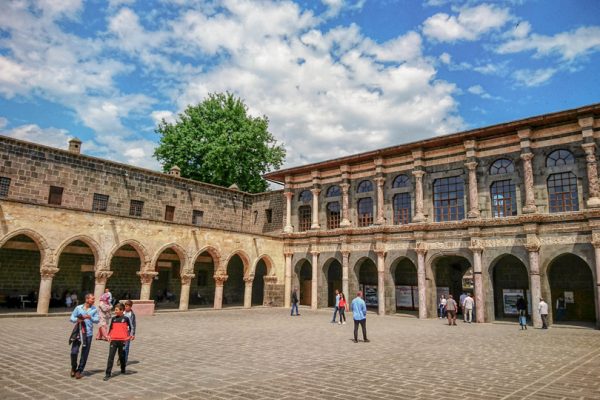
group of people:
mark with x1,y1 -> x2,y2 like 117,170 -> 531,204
290,288 -> 369,343
438,292 -> 475,326
69,288 -> 137,381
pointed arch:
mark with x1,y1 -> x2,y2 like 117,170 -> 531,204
224,249 -> 252,276
192,245 -> 221,267
151,243 -> 187,269
251,254 -> 275,276
55,235 -> 103,269
0,228 -> 50,263
107,239 -> 150,270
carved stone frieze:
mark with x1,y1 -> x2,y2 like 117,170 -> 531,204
95,270 -> 113,284
40,265 -> 59,280
180,273 -> 195,285
137,271 -> 158,285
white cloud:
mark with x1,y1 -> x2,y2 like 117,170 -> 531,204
321,0 -> 366,18
151,110 -> 177,125
498,26 -> 600,61
422,4 -> 511,42
512,68 -> 557,87
439,52 -> 451,64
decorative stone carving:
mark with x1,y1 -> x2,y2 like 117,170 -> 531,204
525,236 -> 541,253
414,242 -> 427,255
412,170 -> 426,222
244,275 -> 254,284
180,273 -> 195,285
465,161 -> 480,218
520,152 -> 537,213
137,271 -> 158,284
40,265 -> 59,280
214,273 -> 229,286
95,270 -> 113,284
582,143 -> 600,207
263,275 -> 278,284
340,183 -> 351,227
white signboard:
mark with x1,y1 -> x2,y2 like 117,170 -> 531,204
396,286 -> 413,308
564,291 -> 574,303
503,289 -> 524,315
363,285 -> 378,307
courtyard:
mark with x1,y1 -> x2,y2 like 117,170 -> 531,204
1,308 -> 600,400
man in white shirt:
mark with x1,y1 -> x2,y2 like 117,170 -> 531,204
463,293 -> 474,323
459,292 -> 467,321
538,298 -> 549,329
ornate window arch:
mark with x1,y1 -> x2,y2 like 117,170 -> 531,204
546,150 -> 575,167
298,190 -> 312,203
489,159 -> 514,175
357,180 -> 373,193
392,174 -> 410,188
547,172 -> 579,212
326,185 -> 341,197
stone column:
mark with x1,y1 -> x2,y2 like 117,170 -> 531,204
376,250 -> 386,315
582,143 -> 600,208
465,162 -> 480,218
310,188 -> 321,229
342,251 -> 350,298
179,273 -> 195,311
413,170 -> 426,222
137,271 -> 158,301
213,274 -> 229,309
340,183 -> 351,227
284,252 -> 293,308
284,192 -> 294,233
311,251 -> 319,310
520,153 -> 537,213
93,270 -> 113,306
37,265 -> 59,314
526,240 -> 542,328
243,276 -> 254,309
593,241 -> 600,329
416,245 -> 427,319
375,177 -> 386,224
470,245 -> 485,323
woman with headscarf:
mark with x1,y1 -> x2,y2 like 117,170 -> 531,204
96,292 -> 112,340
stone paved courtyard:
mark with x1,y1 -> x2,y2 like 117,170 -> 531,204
1,308 -> 600,400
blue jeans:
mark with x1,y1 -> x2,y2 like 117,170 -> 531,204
71,335 -> 92,373
290,303 -> 299,315
331,306 -> 339,322
124,340 -> 132,364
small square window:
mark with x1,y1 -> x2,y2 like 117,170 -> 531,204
165,205 -> 175,221
48,186 -> 63,206
92,193 -> 109,212
192,210 -> 204,226
265,209 -> 273,223
0,177 -> 11,197
129,200 -> 144,217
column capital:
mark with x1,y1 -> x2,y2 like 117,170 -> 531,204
95,270 -> 113,284
341,250 -> 351,258
414,242 -> 428,256
375,249 -> 386,258
310,187 -> 321,194
263,275 -> 278,284
412,170 -> 425,178
40,265 -> 59,280
340,182 -> 350,192
374,176 -> 385,186
137,271 -> 158,284
180,273 -> 195,285
582,142 -> 596,154
214,274 -> 229,286
284,251 -> 294,257
284,191 -> 294,200
465,161 -> 478,171
310,250 -> 320,257
520,152 -> 534,162
243,275 -> 254,284
469,245 -> 484,254
525,237 -> 541,253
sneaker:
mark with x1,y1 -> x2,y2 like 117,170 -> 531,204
338,322 -> 342,325
103,375 -> 111,381
353,339 -> 358,343
363,339 -> 370,343
70,369 -> 76,378
342,321 -> 346,325
75,372 -> 83,379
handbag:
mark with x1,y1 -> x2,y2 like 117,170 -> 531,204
69,321 -> 81,345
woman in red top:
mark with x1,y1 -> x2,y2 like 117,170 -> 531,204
338,293 -> 348,325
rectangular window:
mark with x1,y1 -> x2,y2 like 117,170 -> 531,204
265,209 -> 273,223
433,176 -> 465,222
0,177 -> 11,197
192,210 -> 204,226
393,193 -> 411,224
357,198 -> 373,227
326,202 -> 341,229
298,205 -> 312,231
490,180 -> 517,217
165,205 -> 175,221
129,200 -> 144,217
92,193 -> 109,212
48,186 -> 63,206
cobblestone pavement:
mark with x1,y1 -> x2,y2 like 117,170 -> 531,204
1,308 -> 600,400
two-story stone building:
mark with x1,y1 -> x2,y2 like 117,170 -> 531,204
1,103 -> 600,328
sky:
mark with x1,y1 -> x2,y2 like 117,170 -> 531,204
1,0 -> 599,175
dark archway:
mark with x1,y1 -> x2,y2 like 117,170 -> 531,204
356,258 -> 378,308
191,251 -> 216,307
0,234 -> 41,311
55,240 -> 96,308
223,254 -> 245,306
108,244 -> 142,301
252,260 -> 268,306
293,259 -> 312,306
325,259 -> 342,307
430,255 -> 472,317
492,254 -> 529,320
392,258 -> 418,312
548,254 -> 595,323
152,248 -> 182,307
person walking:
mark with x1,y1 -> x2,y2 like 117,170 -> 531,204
516,295 -> 527,330
351,291 -> 369,343
463,293 -> 474,323
438,294 -> 447,319
538,298 -> 549,329
122,300 -> 136,366
290,288 -> 300,316
555,295 -> 566,322
103,303 -> 133,381
445,295 -> 458,326
338,292 -> 348,325
105,287 -> 114,306
331,289 -> 340,323
96,292 -> 112,341
69,293 -> 99,379
459,292 -> 467,322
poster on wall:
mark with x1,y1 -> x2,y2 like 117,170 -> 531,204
503,289 -> 524,315
564,291 -> 575,303
363,285 -> 378,307
411,286 -> 419,310
396,286 -> 413,308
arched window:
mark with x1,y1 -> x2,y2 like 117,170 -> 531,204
433,176 -> 465,222
490,180 -> 517,217
326,202 -> 341,229
357,180 -> 373,193
392,174 -> 410,188
393,193 -> 411,224
298,190 -> 312,203
357,198 -> 373,227
548,172 -> 579,212
298,205 -> 312,231
546,150 -> 575,167
489,159 -> 514,175
326,185 -> 341,197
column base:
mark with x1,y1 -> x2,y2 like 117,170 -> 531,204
522,205 -> 537,214
375,218 -> 385,225
340,220 -> 351,228
310,224 -> 321,230
413,213 -> 426,223
587,197 -> 600,208
284,226 -> 294,233
467,210 -> 480,218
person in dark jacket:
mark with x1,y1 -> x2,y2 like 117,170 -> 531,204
103,303 -> 133,381
516,296 -> 527,330
122,300 -> 136,366
290,288 -> 300,316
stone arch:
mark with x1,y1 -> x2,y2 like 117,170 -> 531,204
55,235 -> 103,270
322,256 -> 343,308
151,243 -> 187,273
222,250 -> 251,306
190,246 -> 220,307
54,236 -> 101,306
192,245 -> 222,267
224,250 -> 252,277
426,251 -> 473,318
293,257 -> 312,306
251,254 -> 275,276
389,256 -> 418,314
353,256 -> 378,309
487,253 -> 530,321
151,243 -> 188,306
0,228 -> 50,264
251,255 -> 274,306
107,239 -> 150,271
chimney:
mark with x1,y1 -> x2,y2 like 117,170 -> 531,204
169,165 -> 181,177
68,137 -> 82,154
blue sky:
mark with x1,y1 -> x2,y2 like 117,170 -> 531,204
1,0 -> 599,172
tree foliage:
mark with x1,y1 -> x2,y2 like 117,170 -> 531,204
154,92 -> 286,193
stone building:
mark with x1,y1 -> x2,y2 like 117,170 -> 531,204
265,103 -> 600,329
1,103 -> 600,328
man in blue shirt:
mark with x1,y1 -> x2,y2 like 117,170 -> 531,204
69,293 -> 99,379
331,289 -> 340,323
351,291 -> 369,343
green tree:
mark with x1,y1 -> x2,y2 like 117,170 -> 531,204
154,92 -> 286,193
